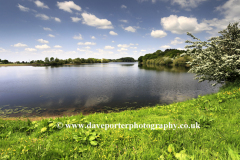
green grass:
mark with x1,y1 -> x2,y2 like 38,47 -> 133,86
0,80 -> 240,159
0,64 -> 33,66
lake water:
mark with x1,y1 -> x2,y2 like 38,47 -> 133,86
0,62 -> 223,117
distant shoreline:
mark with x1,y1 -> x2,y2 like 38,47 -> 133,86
0,63 -> 100,66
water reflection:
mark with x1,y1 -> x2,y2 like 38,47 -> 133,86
121,64 -> 134,66
138,63 -> 190,73
0,62 -> 223,117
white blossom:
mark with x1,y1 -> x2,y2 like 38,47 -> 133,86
184,21 -> 240,86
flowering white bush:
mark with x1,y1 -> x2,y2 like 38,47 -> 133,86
182,22 -> 240,86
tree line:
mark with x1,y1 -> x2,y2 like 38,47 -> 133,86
109,57 -> 137,62
0,57 -> 137,65
137,49 -> 194,67
138,49 -> 187,63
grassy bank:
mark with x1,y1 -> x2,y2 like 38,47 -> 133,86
0,64 -> 33,66
0,81 -> 240,159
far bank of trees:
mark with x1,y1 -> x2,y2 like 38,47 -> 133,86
0,56 -> 137,65
29,57 -> 110,65
0,57 -> 110,65
109,57 -> 137,62
138,49 -> 194,67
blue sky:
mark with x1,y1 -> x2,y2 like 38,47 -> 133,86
0,0 -> 240,62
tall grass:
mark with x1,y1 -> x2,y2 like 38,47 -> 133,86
0,80 -> 240,159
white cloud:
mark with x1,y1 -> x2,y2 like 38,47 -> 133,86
13,43 -> 28,47
34,0 -> 49,9
117,48 -> 128,51
177,48 -> 187,50
117,44 -> 130,48
119,19 -> 128,23
71,17 -> 81,22
161,15 -> 212,34
73,34 -> 83,40
77,48 -> 85,51
52,17 -> 61,22
35,44 -> 50,49
151,30 -> 167,38
130,47 -> 137,49
112,41 -> 114,43
160,45 -> 171,49
140,49 -> 146,52
91,36 -> 96,39
54,45 -> 62,48
135,43 -> 139,45
130,43 -> 134,45
109,31 -> 118,35
25,48 -> 37,51
124,26 -> 136,32
96,49 -> 104,52
77,42 -> 96,45
43,27 -> 52,31
137,0 -> 156,3
48,34 -> 55,37
42,49 -> 63,54
171,37 -> 184,45
121,5 -> 127,9
119,52 -> 128,55
17,4 -> 30,12
104,46 -> 114,49
0,47 -> 6,52
37,39 -> 49,43
84,46 -> 90,49
57,1 -> 81,13
203,0 -> 240,37
36,14 -> 50,20
66,51 -> 77,54
81,13 -> 113,29
171,0 -> 207,10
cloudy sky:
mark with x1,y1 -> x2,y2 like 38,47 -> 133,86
0,0 -> 240,62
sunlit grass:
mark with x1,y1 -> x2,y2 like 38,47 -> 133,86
0,64 -> 32,66
0,80 -> 240,159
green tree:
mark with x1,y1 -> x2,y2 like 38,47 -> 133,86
101,58 -> 109,63
55,58 -> 60,62
87,58 -> 95,63
2,60 -> 9,64
118,57 -> 135,62
36,60 -> 44,63
68,58 -> 72,64
81,58 -> 85,63
50,57 -> 54,62
73,58 -> 81,64
45,57 -> 50,63
138,56 -> 143,62
183,21 -> 240,86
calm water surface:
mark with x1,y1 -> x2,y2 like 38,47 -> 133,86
0,62 -> 223,117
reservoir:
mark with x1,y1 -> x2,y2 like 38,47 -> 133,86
0,62 -> 222,117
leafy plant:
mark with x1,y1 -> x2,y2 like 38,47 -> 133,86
189,115 -> 214,128
160,144 -> 194,160
73,129 -> 100,146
